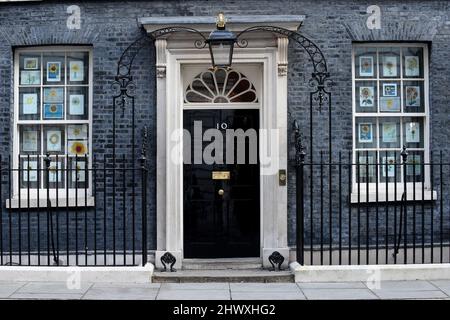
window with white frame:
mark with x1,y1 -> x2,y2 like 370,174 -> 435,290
14,47 -> 92,201
352,43 -> 429,193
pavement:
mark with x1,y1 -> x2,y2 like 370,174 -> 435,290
1,280 -> 450,300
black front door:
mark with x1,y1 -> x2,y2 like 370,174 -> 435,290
183,109 -> 260,258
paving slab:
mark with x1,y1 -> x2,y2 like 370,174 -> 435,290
0,282 -> 27,298
9,293 -> 83,300
371,290 -> 448,300
302,288 -> 378,300
156,289 -> 230,300
430,279 -> 450,294
230,283 -> 300,292
83,286 -> 158,300
17,281 -> 92,294
297,282 -> 366,289
231,291 -> 306,300
375,280 -> 436,291
92,282 -> 161,289
161,283 -> 229,290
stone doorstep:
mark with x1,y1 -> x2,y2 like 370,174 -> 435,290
182,258 -> 262,270
152,269 -> 295,283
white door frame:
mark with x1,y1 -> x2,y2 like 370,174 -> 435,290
153,36 -> 290,269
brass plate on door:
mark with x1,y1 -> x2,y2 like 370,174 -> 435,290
212,171 -> 230,180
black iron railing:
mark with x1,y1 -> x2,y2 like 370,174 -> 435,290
0,154 -> 148,266
295,147 -> 450,266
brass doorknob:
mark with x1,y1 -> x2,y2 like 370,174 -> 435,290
218,189 -> 224,196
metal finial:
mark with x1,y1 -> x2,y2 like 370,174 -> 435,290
401,145 -> 408,163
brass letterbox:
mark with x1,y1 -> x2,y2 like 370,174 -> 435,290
212,171 -> 231,180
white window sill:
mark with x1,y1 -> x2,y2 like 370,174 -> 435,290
6,197 -> 95,209
350,190 -> 437,203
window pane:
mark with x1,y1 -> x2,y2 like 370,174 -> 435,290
66,87 -> 88,120
19,53 -> 41,85
68,157 -> 89,189
67,52 -> 89,85
355,117 -> 377,149
43,52 -> 65,85
403,117 -> 424,148
379,117 -> 401,149
356,151 -> 377,183
19,87 -> 40,120
404,81 -> 425,113
379,81 -> 401,112
20,125 -> 40,155
379,151 -> 401,183
20,156 -> 40,189
355,81 -> 377,113
405,151 -> 424,183
43,87 -> 64,119
379,48 -> 400,79
402,47 -> 424,79
67,124 -> 89,157
43,125 -> 65,155
44,156 -> 65,189
355,47 -> 377,78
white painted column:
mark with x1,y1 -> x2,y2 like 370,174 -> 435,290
262,36 -> 290,268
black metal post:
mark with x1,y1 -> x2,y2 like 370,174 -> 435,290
401,146 -> 408,264
140,127 -> 148,266
294,120 -> 305,265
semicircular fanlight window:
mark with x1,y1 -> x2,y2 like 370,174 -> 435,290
185,68 -> 258,103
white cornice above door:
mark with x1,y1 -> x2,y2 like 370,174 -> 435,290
138,15 -> 304,35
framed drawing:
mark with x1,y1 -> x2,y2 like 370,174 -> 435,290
358,156 -> 375,178
44,87 -> 63,103
24,57 -> 39,70
68,140 -> 88,156
46,130 -> 62,152
69,94 -> 84,115
382,156 -> 396,177
21,71 -> 40,85
22,93 -> 38,114
405,56 -> 420,77
48,160 -> 63,183
405,86 -> 421,107
22,130 -> 38,152
23,160 -> 38,182
359,56 -> 374,77
382,56 -> 398,77
380,97 -> 400,112
405,122 -> 420,143
359,86 -> 374,107
382,122 -> 397,143
358,123 -> 373,143
406,155 -> 421,176
383,83 -> 397,96
69,60 -> 84,82
43,103 -> 63,119
46,62 -> 61,82
72,160 -> 86,183
68,125 -> 88,140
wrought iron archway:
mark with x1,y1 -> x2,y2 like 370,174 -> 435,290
111,24 -> 333,266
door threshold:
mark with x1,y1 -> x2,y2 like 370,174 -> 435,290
182,257 -> 262,270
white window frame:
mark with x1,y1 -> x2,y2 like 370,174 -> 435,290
351,42 -> 435,202
9,46 -> 94,208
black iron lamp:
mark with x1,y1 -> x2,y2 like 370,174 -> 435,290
206,13 -> 237,68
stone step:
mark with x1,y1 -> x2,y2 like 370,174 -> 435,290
182,258 -> 262,270
152,269 -> 294,283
